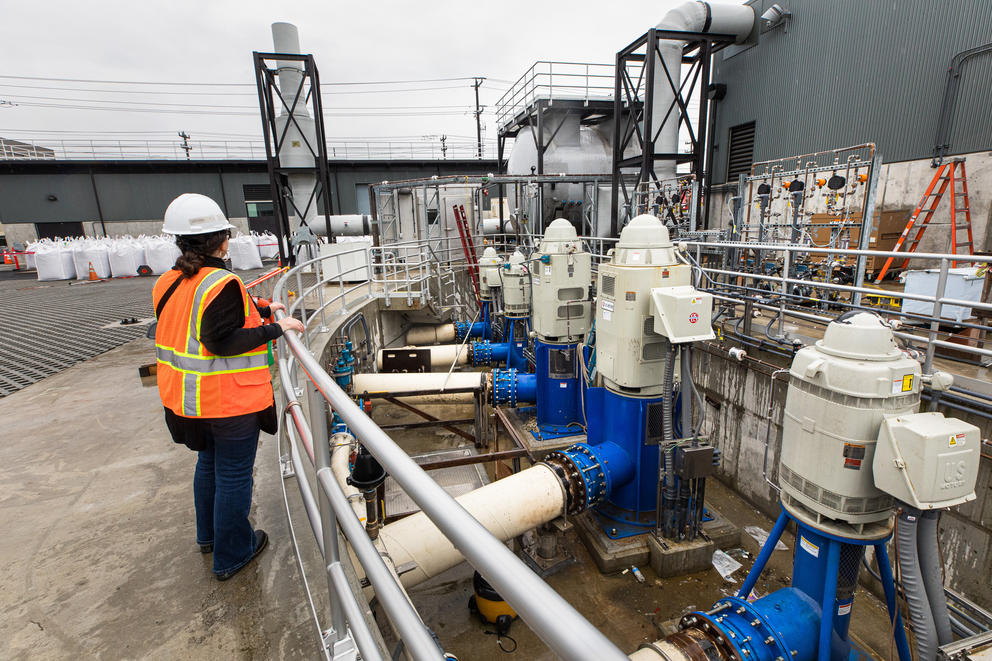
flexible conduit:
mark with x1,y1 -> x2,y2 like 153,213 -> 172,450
898,508 -> 939,661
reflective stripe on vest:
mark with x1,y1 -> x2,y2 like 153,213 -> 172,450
154,267 -> 272,418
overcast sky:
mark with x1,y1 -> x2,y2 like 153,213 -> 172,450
1,0 -> 726,157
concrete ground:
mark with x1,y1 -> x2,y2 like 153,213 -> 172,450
0,336 -> 318,660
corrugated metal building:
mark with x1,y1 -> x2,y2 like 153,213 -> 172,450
709,0 -> 992,184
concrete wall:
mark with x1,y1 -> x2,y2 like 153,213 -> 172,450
694,342 -> 992,610
708,150 -> 992,255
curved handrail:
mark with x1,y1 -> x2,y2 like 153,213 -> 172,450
270,244 -> 629,660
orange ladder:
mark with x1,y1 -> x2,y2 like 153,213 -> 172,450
452,204 -> 481,304
874,159 -> 974,282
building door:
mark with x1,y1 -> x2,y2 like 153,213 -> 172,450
35,222 -> 84,240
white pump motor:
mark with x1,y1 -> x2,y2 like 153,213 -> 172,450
530,219 -> 592,342
594,214 -> 713,395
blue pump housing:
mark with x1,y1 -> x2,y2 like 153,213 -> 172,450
533,339 -> 584,434
584,386 -> 666,535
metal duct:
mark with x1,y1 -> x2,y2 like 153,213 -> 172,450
652,2 -> 755,181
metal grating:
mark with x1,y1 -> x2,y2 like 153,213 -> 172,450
383,446 -> 489,518
0,266 -> 271,398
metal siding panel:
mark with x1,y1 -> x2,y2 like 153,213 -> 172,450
711,0 -> 992,183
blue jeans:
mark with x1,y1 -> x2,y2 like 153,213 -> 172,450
193,413 -> 261,575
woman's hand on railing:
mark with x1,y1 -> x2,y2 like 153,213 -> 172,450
277,316 -> 305,335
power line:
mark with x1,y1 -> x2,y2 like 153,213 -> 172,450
0,74 -> 498,87
6,94 -> 479,111
0,82 -> 492,96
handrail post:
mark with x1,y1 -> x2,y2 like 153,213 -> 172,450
308,378 -> 347,645
923,257 -> 949,375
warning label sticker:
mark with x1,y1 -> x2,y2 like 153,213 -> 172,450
892,374 -> 915,394
800,535 -> 819,558
837,602 -> 852,616
544,265 -> 551,276
601,299 -> 614,321
949,433 -> 966,447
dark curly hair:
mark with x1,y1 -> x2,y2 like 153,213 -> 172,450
174,229 -> 230,277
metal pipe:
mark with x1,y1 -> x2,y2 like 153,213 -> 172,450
279,317 -> 628,660
327,563 -> 387,661
315,468 -> 443,661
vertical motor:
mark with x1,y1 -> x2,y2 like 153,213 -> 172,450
528,219 -> 592,435
640,312 -> 980,661
546,214 -> 714,538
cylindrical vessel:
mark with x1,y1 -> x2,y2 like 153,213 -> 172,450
310,214 -> 372,237
780,312 -> 920,539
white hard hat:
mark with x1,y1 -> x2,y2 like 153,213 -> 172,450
162,193 -> 236,235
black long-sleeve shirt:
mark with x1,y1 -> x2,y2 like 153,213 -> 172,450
164,257 -> 281,448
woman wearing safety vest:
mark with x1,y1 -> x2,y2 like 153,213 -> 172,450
153,193 -> 304,581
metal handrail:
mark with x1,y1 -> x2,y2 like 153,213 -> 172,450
0,137 -> 499,161
494,61 -> 619,129
271,242 -> 629,660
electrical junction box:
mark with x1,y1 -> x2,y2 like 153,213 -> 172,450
676,445 -> 715,479
873,412 -> 981,509
650,286 -> 715,343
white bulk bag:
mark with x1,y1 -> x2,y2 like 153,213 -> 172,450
145,236 -> 181,275
253,232 -> 279,259
76,240 -> 111,279
108,237 -> 146,278
24,241 -> 38,270
228,234 -> 263,270
35,241 -> 76,281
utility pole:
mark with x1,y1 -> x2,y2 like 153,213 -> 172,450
178,130 -> 192,160
472,77 -> 486,159
440,135 -> 448,160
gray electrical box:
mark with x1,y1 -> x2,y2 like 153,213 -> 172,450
676,446 -> 715,479
873,412 -> 981,510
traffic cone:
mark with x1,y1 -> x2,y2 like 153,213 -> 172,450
3,252 -> 10,264
88,261 -> 99,281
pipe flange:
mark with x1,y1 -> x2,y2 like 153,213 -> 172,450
541,451 -> 586,515
492,368 -> 517,407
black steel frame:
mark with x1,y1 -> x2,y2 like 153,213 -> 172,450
610,29 -> 735,236
253,51 -> 336,266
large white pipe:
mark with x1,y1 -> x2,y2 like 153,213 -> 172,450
376,344 -> 469,371
330,440 -> 566,589
381,465 -> 565,588
653,2 -> 755,181
271,22 -> 318,231
405,323 -> 456,345
351,371 -> 483,404
310,214 -> 372,237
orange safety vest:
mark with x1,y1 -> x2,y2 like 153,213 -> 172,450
153,267 -> 273,418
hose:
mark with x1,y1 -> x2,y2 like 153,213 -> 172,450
661,341 -> 677,537
861,552 -> 978,640
918,510 -> 953,646
898,507 -> 939,661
